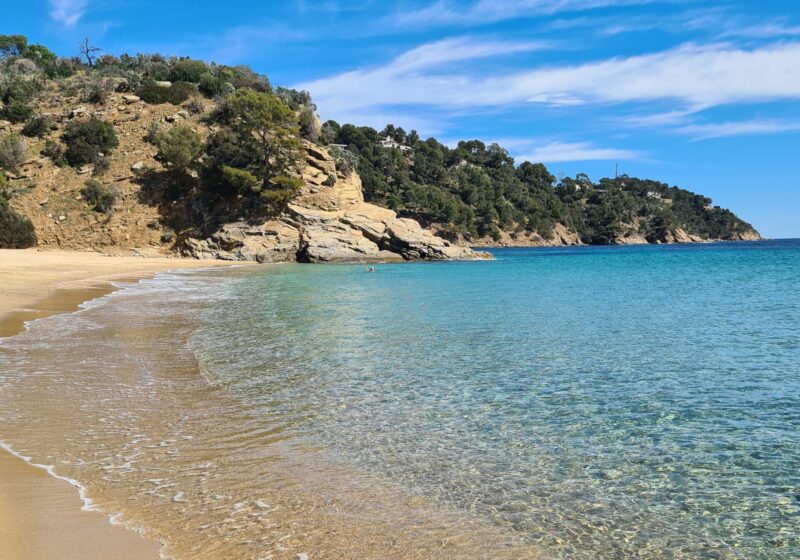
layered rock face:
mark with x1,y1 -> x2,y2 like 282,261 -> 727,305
183,144 -> 490,263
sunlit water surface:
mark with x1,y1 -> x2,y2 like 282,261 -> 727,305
1,240 -> 799,559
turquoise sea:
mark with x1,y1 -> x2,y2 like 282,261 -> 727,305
186,239 -> 800,558
2,240 -> 799,558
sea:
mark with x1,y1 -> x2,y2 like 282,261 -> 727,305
1,240 -> 798,559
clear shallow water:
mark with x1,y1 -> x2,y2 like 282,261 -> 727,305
1,240 -> 799,559
193,240 -> 800,558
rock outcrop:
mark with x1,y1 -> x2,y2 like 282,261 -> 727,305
183,143 -> 490,263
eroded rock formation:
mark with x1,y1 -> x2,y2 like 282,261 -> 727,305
183,144 -> 490,263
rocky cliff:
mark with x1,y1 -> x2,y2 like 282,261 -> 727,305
183,143 -> 489,262
3,89 -> 487,263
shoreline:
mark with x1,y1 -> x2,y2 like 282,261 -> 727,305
0,248 -> 248,560
0,248 -> 543,559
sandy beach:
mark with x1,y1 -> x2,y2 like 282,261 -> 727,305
0,249 -> 240,560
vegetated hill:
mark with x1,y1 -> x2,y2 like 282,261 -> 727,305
320,123 -> 761,246
0,35 -> 483,261
0,34 -> 759,259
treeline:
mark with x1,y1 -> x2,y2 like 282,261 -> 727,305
320,122 -> 756,243
0,33 -> 755,248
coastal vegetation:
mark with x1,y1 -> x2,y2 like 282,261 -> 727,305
0,33 -> 758,252
321,123 -> 758,244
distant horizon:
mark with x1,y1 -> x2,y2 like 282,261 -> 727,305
5,0 -> 800,237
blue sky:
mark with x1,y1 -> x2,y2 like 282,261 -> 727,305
5,0 -> 800,237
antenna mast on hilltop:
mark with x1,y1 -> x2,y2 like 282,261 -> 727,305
615,162 -> 618,178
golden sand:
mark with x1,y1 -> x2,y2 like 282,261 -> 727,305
0,248 -> 242,560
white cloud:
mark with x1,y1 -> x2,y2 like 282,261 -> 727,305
49,0 -> 88,27
389,37 -> 551,72
298,40 -> 800,121
721,22 -> 800,39
676,119 -> 800,141
393,0 -> 655,27
516,141 -> 639,162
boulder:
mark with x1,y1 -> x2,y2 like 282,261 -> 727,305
121,94 -> 140,104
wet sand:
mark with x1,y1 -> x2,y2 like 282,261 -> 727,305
0,249 -> 243,560
0,249 -> 540,559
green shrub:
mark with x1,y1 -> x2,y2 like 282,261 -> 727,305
0,203 -> 36,248
1,100 -> 33,123
156,125 -> 203,172
62,117 -> 118,166
169,59 -> 208,83
198,73 -> 222,97
260,174 -> 302,207
221,165 -> 260,193
0,75 -> 41,105
41,139 -> 65,166
21,115 -> 52,138
170,82 -> 197,104
329,144 -> 358,175
0,34 -> 28,58
219,82 -> 235,97
137,79 -> 197,105
0,134 -> 26,169
81,179 -> 118,214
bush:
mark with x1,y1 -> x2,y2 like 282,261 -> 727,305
62,117 -> 118,166
1,100 -> 33,123
41,139 -> 65,166
329,144 -> 358,175
156,125 -> 203,172
137,79 -> 197,105
21,115 -> 52,138
169,59 -> 208,83
185,95 -> 205,115
92,156 -> 110,176
0,77 -> 40,105
81,179 -> 118,214
260,174 -> 302,207
80,79 -> 109,105
221,165 -> 260,193
198,73 -> 222,97
0,203 -> 36,248
144,122 -> 161,145
0,134 -> 26,169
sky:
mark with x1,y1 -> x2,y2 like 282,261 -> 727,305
5,0 -> 800,238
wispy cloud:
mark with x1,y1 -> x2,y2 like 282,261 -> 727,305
389,37 -> 551,72
677,119 -> 800,140
720,22 -> 800,39
49,0 -> 88,27
517,141 -> 640,162
299,40 -> 800,122
392,0 -> 656,28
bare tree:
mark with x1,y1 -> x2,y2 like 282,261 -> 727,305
79,37 -> 101,66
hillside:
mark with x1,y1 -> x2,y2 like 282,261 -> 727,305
0,34 -> 759,260
0,35 -> 483,262
322,124 -> 761,246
